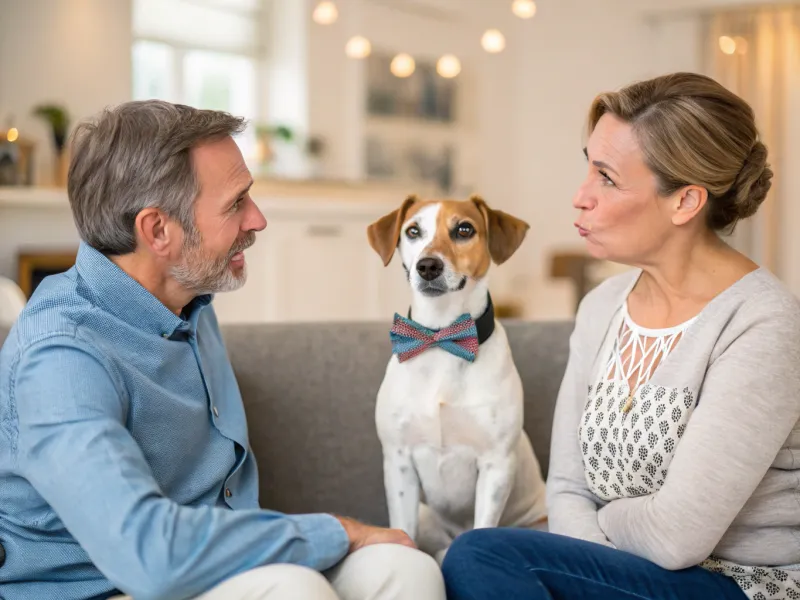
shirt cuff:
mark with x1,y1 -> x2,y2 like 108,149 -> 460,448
291,513 -> 350,571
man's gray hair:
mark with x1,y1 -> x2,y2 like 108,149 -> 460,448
67,100 -> 247,254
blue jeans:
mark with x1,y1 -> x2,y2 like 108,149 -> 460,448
441,528 -> 747,600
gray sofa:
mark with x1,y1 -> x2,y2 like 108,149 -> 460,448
0,320 -> 572,528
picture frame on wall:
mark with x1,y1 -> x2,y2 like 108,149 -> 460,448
363,51 -> 462,195
365,52 -> 457,122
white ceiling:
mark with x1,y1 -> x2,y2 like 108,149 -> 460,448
363,0 -> 476,22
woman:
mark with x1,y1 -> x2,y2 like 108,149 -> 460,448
441,72 -> 800,600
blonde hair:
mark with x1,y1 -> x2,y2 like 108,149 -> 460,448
588,72 -> 772,231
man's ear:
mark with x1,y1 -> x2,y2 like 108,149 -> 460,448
367,194 -> 418,266
134,207 -> 174,258
471,195 -> 530,265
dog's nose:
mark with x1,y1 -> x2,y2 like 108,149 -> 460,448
416,257 -> 444,281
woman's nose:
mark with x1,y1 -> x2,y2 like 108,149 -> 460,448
572,178 -> 596,211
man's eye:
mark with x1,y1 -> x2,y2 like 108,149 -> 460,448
406,225 -> 421,239
456,223 -> 475,238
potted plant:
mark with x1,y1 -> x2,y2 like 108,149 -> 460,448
32,104 -> 70,186
254,123 -> 295,175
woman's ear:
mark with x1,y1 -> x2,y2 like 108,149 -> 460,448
471,195 -> 530,265
671,185 -> 708,226
367,194 -> 419,266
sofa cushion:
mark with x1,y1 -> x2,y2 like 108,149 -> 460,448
221,320 -> 571,526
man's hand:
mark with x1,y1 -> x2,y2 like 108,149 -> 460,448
335,516 -> 416,553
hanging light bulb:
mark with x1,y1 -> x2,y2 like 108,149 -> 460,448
482,29 -> 506,53
312,1 -> 338,25
6,127 -> 19,143
436,54 -> 461,78
345,35 -> 372,59
719,35 -> 736,55
390,53 -> 415,78
512,0 -> 537,19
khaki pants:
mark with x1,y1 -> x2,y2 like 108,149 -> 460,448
111,544 -> 445,600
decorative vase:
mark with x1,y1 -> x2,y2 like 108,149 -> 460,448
53,150 -> 68,187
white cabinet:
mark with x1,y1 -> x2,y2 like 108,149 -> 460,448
274,220 -> 374,322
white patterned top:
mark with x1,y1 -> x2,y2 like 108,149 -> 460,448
548,267 -> 800,597
577,297 -> 800,600
579,303 -> 696,502
604,302 -> 697,398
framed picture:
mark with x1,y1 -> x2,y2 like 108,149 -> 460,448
17,250 -> 77,298
365,135 -> 455,193
363,51 -> 462,193
365,53 -> 457,122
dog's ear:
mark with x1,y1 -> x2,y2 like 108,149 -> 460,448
471,195 -> 529,265
367,194 -> 419,266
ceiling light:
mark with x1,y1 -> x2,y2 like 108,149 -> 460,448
436,54 -> 461,78
390,53 -> 415,78
719,36 -> 736,55
482,29 -> 506,53
312,1 -> 338,25
512,0 -> 537,19
345,35 -> 372,59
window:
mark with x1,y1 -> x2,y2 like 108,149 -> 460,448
131,0 -> 264,162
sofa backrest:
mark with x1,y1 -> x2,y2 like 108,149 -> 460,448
0,320 -> 573,527
221,320 -> 571,525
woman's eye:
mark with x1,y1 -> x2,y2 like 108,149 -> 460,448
456,223 -> 475,238
599,170 -> 615,187
406,225 -> 421,239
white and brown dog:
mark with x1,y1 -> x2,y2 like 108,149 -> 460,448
367,194 -> 547,563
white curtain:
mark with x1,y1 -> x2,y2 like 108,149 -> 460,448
702,6 -> 800,294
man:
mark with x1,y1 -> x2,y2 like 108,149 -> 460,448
0,101 -> 445,600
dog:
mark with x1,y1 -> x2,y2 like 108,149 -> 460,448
367,193 -> 547,563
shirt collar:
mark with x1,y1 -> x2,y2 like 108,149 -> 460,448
74,241 -> 212,338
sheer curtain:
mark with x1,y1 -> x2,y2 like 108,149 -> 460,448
702,6 -> 800,294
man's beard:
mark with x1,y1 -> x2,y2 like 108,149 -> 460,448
170,230 -> 256,295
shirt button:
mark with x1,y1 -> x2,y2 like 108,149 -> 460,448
213,406 -> 219,417
225,488 -> 232,498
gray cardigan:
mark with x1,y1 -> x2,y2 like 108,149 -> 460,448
547,267 -> 800,572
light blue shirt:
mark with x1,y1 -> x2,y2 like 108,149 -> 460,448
0,242 -> 349,600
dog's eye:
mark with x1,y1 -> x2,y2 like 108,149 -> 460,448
406,225 -> 421,239
456,223 -> 475,238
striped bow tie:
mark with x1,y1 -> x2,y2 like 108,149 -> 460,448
390,313 -> 480,363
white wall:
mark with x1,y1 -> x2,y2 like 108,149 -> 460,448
304,0 -> 551,314
494,0 -> 798,318
0,0 -> 133,185
2,0 -> 793,318
498,0 -> 658,318
300,0 -> 754,320
780,17 -> 800,297
305,0 -> 520,193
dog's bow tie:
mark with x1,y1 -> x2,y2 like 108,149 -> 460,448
390,313 -> 480,363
